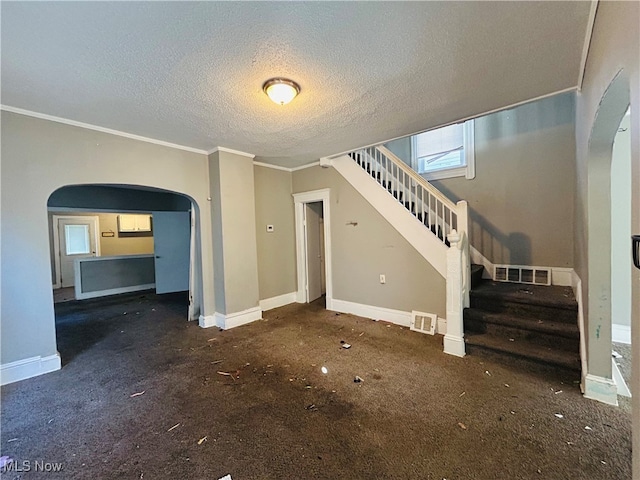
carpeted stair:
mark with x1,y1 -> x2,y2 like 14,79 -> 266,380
464,268 -> 580,372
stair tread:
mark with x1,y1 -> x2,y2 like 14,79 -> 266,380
464,309 -> 579,338
471,281 -> 577,310
465,333 -> 580,371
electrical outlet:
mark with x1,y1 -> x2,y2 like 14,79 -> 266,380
266,225 -> 274,233
379,274 -> 386,284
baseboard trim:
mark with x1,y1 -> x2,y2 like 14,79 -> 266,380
443,334 -> 466,357
584,373 -> 618,406
612,358 -> 631,397
76,283 -> 156,300
259,292 -> 297,311
1,353 -> 62,386
216,306 -> 263,330
570,271 -> 588,390
612,324 -> 631,344
199,314 -> 216,328
331,299 -> 412,327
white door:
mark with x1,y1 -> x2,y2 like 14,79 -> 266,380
305,203 -> 323,302
57,218 -> 98,288
152,211 -> 190,294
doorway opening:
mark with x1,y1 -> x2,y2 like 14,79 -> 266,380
47,184 -> 203,365
294,189 -> 333,309
584,70 -> 634,406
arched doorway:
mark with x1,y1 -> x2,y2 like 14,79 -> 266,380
584,71 -> 632,405
47,184 -> 205,364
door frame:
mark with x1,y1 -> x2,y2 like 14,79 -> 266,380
293,189 -> 333,308
52,215 -> 100,289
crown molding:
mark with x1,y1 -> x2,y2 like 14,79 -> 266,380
0,105 -> 208,155
577,0 -> 599,92
207,146 -> 255,159
253,161 -> 292,172
290,161 -> 320,172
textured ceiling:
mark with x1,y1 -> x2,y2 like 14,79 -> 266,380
1,2 -> 591,167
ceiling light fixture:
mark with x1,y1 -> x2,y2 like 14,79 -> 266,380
263,78 -> 300,105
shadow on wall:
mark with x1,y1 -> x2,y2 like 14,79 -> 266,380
436,182 -> 532,265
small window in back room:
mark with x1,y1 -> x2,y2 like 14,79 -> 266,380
412,120 -> 475,180
65,224 -> 90,255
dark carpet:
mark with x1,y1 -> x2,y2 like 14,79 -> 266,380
0,292 -> 632,479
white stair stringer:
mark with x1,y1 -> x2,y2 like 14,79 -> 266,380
332,155 -> 447,278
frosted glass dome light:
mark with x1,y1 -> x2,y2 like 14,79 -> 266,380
263,78 -> 300,105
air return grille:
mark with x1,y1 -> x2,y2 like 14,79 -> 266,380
410,311 -> 437,335
494,265 -> 551,286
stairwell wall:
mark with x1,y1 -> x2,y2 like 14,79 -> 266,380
292,165 -> 445,318
432,92 -> 576,268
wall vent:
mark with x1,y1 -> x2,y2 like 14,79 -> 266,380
493,265 -> 551,286
410,311 -> 437,335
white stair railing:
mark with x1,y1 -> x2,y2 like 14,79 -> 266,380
345,144 -> 469,356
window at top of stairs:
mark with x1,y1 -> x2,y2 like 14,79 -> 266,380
411,119 -> 475,181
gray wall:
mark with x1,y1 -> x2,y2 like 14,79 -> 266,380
574,1 -> 640,387
80,256 -> 155,293
0,111 -> 216,366
48,185 -> 191,211
433,93 -> 576,267
254,166 -> 297,300
293,166 -> 446,317
208,151 -> 260,314
611,114 -> 632,329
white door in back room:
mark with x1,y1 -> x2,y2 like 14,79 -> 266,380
55,216 -> 99,288
152,211 -> 191,294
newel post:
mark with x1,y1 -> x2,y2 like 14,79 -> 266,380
444,229 -> 466,357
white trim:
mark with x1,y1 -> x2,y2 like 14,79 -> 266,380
437,317 -> 447,335
331,299 -> 411,327
76,283 -> 156,301
571,271 -> 588,392
443,334 -> 466,358
1,105 -> 208,155
551,268 -> 573,287
215,306 -> 263,330
0,353 -> 61,386
291,161 -> 320,172
253,161 -> 291,172
612,358 -> 631,397
332,155 -> 448,277
584,373 -> 618,406
422,166 -> 468,181
259,292 -> 297,311
293,189 -> 333,308
199,314 -> 216,328
208,146 -> 255,159
612,324 -> 631,344
52,215 -> 100,289
577,0 -> 599,92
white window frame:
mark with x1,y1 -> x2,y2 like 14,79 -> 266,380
411,120 -> 475,181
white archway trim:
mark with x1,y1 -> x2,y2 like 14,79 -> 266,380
293,189 -> 333,309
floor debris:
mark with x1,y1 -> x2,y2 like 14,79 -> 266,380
459,391 -> 466,397
218,475 -> 232,480
504,384 -> 510,388
305,404 -> 318,411
554,390 -> 563,395
0,457 -> 13,469
197,436 -> 208,445
167,423 -> 181,432
555,413 -> 564,419
130,391 -> 146,398
612,351 -> 622,359
585,426 -> 592,430
342,343 -> 351,349
7,438 -> 18,442
354,376 -> 363,383
485,370 -> 492,376
458,422 -> 467,430
321,366 -> 328,374
211,360 -> 224,365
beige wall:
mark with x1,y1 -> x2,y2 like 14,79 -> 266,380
254,166 -> 297,300
1,111 -> 215,366
208,151 -> 260,314
293,166 -> 446,317
434,92 -> 576,267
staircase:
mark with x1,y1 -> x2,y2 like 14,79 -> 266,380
464,267 -> 580,371
334,144 -> 580,373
